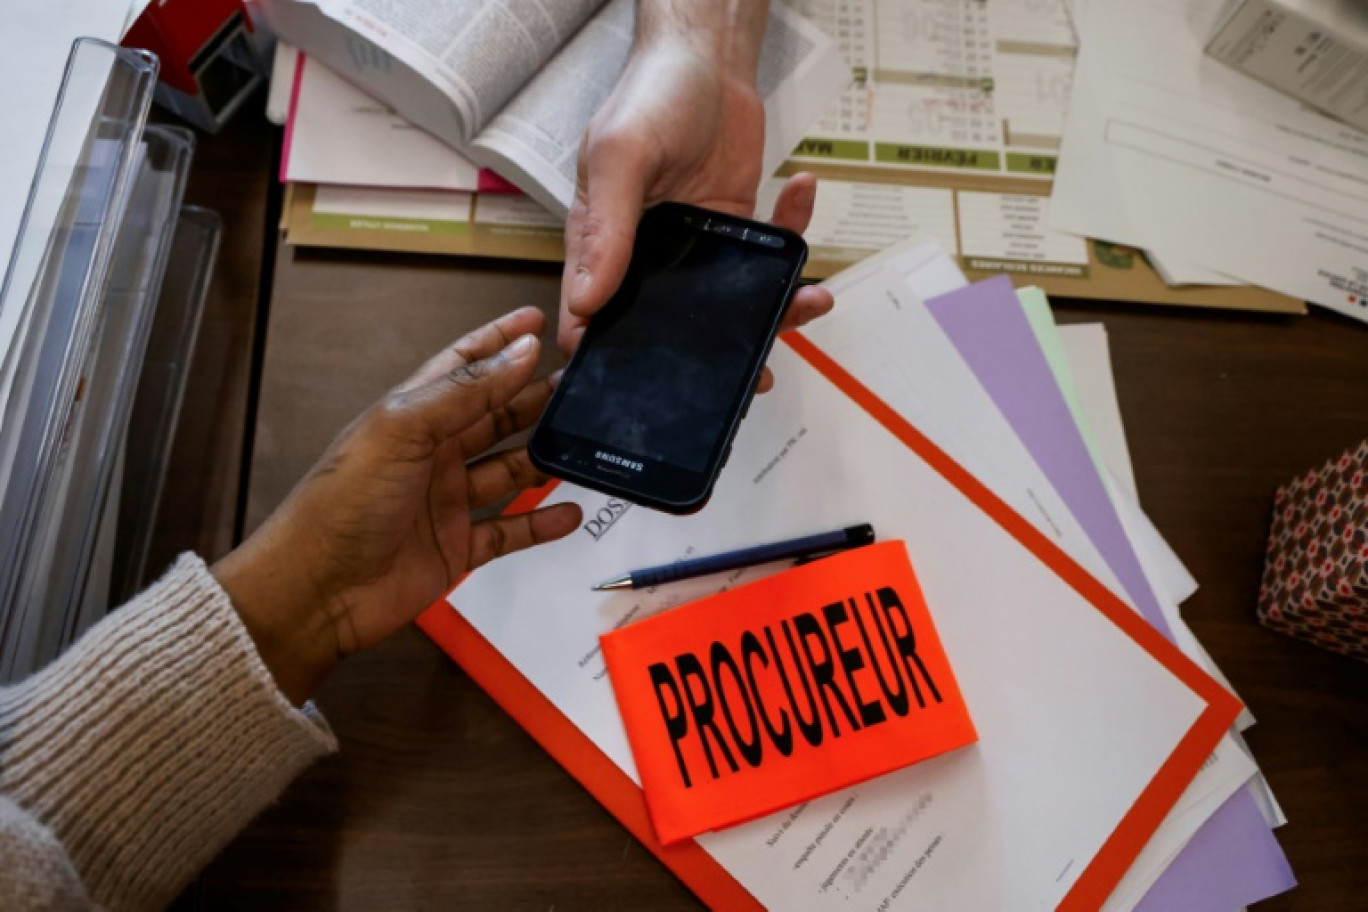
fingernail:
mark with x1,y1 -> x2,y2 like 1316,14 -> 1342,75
573,265 -> 592,302
505,334 -> 537,359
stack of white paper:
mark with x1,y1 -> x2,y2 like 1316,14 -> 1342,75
813,242 -> 1296,910
1049,0 -> 1368,321
281,49 -> 484,193
271,0 -> 1345,318
436,240 -> 1296,910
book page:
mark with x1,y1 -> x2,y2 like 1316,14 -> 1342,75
468,0 -> 634,213
313,0 -> 606,134
471,0 -> 850,216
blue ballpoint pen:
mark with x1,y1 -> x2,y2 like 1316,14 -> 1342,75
592,524 -> 876,591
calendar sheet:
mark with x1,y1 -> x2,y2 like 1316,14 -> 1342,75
786,0 -> 1075,181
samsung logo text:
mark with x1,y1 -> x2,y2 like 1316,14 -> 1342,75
596,451 -> 644,472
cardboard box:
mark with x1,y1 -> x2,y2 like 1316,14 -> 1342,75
1207,0 -> 1368,132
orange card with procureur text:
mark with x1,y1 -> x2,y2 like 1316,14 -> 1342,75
600,540 -> 978,846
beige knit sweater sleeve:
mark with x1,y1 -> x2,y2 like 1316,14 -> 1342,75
0,554 -> 338,911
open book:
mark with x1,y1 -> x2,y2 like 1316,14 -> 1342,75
256,0 -> 849,216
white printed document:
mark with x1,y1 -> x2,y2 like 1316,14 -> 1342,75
445,339 -> 1230,910
1050,0 -> 1368,320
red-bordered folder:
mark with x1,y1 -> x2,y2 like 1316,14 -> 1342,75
417,333 -> 1241,911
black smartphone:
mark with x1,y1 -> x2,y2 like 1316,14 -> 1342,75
529,201 -> 808,514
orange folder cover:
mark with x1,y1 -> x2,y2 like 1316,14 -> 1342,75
416,332 -> 1241,911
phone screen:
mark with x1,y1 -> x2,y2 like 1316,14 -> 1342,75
548,219 -> 796,473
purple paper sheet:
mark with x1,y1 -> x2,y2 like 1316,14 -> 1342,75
928,277 -> 1172,636
1139,788 -> 1296,910
927,276 -> 1295,910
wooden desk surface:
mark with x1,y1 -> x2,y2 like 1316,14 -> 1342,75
201,239 -> 1368,910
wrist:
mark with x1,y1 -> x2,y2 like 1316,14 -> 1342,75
212,518 -> 342,706
633,28 -> 724,70
633,1 -> 769,83
625,36 -> 762,112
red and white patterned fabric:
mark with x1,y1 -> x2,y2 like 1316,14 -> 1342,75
1258,440 -> 1368,661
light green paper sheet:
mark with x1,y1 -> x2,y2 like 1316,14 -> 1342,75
1016,286 -> 1117,492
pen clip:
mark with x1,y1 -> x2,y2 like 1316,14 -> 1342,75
792,540 -> 872,567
